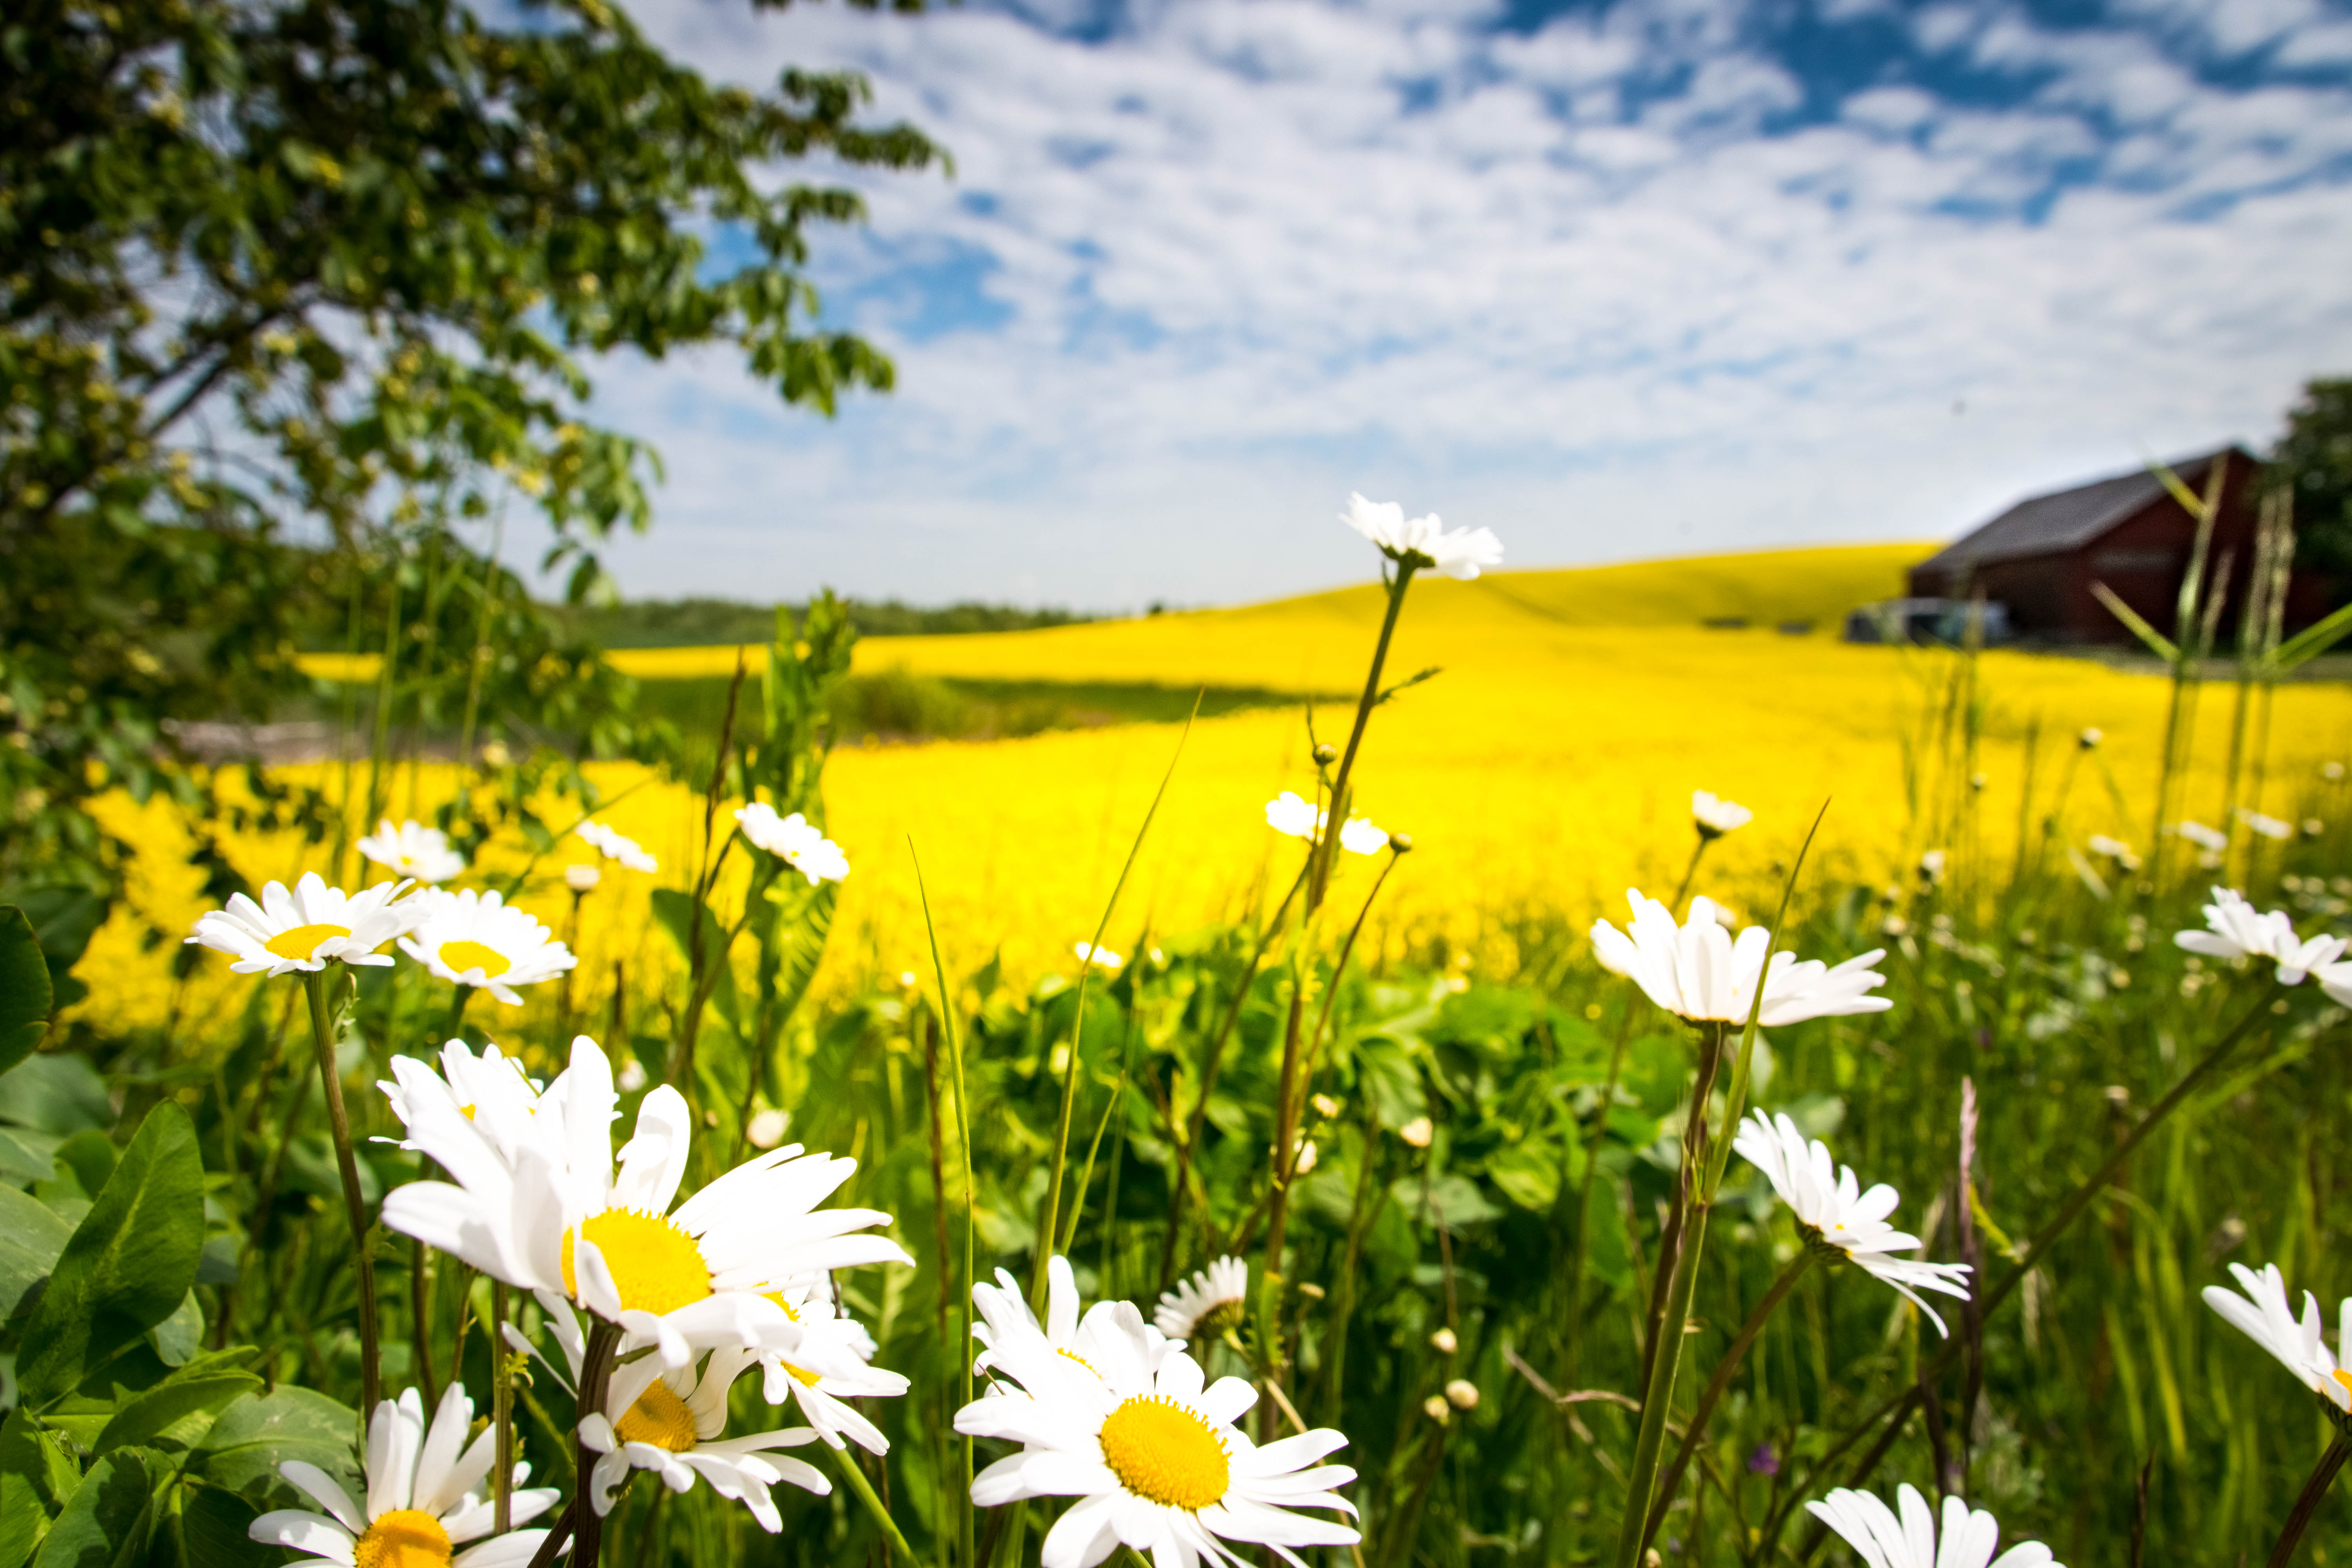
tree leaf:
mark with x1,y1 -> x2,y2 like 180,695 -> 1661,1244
16,1105 -> 204,1406
28,1448 -> 155,1568
0,910 -> 51,1079
192,1389 -> 359,1499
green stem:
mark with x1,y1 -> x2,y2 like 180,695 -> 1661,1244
1310,561 -> 1417,911
301,965 -> 381,1416
2267,1430 -> 2351,1568
911,841 -> 976,1568
1158,863 -> 1307,1292
493,1279 -> 514,1534
1641,1252 -> 1814,1552
837,1448 -> 921,1568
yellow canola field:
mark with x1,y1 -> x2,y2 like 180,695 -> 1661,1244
85,545 -> 2352,1040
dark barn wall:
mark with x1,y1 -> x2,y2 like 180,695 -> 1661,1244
1907,454 -> 2329,643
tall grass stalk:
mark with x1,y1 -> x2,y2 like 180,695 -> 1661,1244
300,963 -> 381,1416
911,842 -> 975,1568
1030,696 -> 1199,1302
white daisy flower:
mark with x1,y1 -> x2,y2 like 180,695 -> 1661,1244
357,819 -> 468,885
2173,887 -> 2345,982
1339,492 -> 1502,582
1918,849 -> 1947,885
1074,942 -> 1124,971
1264,793 -> 1386,857
515,1293 -> 829,1532
564,864 -> 602,894
1154,1256 -> 1249,1343
1691,790 -> 1753,839
1590,889 -> 1893,1027
753,1279 -> 913,1455
187,872 -> 415,976
2171,820 -> 2229,853
2085,834 -> 2138,867
379,1040 -> 543,1152
956,1283 -> 1360,1568
1734,1111 -> 1972,1336
2201,1261 -> 2352,1416
1807,1484 -> 2059,1568
397,888 -> 578,1007
973,1258 -> 1182,1381
381,1033 -> 912,1370
575,821 -> 657,874
735,803 -> 851,885
2236,808 -> 2296,842
248,1383 -> 557,1568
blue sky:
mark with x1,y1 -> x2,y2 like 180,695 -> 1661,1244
561,0 -> 2352,608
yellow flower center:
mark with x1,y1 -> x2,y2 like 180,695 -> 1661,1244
352,1509 -> 451,1568
264,922 -> 351,962
1057,1347 -> 1100,1376
613,1380 -> 699,1452
1098,1395 -> 1230,1511
2336,1369 -> 2352,1401
438,940 -> 512,978
757,1292 -> 820,1384
560,1209 -> 713,1317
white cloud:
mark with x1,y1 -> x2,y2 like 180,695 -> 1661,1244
539,0 -> 2352,609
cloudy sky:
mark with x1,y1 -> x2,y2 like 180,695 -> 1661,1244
564,0 -> 2352,609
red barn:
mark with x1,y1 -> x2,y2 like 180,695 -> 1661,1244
1906,447 -> 2328,644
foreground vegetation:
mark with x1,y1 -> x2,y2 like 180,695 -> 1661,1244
10,505 -> 2352,1568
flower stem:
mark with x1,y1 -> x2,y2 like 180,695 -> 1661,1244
2267,1430 -> 2351,1567
1763,982 -> 2283,1563
301,965 -> 381,1416
1158,862 -> 1307,1292
568,1319 -> 624,1568
837,1448 -> 921,1568
1310,562 -> 1417,911
492,1279 -> 514,1534
1641,1251 -> 1814,1552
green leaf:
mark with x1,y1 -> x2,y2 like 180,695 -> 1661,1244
16,1105 -> 205,1406
1484,1142 -> 1561,1211
1390,1172 -> 1504,1229
50,1134 -> 114,1203
96,1363 -> 261,1455
0,1056 -> 111,1136
0,1129 -> 56,1184
147,1292 -> 205,1369
192,1389 -> 359,1499
0,1408 -> 83,1568
0,910 -> 51,1079
171,1485 -> 260,1568
0,1184 -> 74,1321
29,1448 -> 156,1568
2089,581 -> 2180,662
2273,598 -> 2352,668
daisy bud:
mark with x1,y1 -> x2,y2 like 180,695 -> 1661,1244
2079,727 -> 2103,750
1423,1395 -> 1450,1425
1429,1327 -> 1457,1354
1969,772 -> 1987,791
2304,818 -> 2325,838
1312,742 -> 1339,766
1445,1379 -> 1479,1410
1388,831 -> 1414,854
564,863 -> 602,893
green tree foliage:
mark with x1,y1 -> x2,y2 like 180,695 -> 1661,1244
2270,376 -> 2352,585
0,0 -> 943,892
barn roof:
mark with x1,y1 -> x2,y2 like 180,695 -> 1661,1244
1915,446 -> 2255,577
